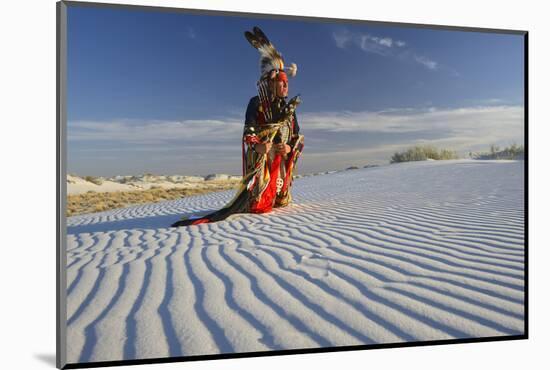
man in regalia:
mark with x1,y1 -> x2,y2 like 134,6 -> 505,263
172,27 -> 304,227
242,55 -> 303,212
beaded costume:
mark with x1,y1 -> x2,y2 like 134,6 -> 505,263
172,27 -> 304,227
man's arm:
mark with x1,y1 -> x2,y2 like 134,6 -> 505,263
244,96 -> 260,127
243,96 -> 272,154
292,112 -> 300,135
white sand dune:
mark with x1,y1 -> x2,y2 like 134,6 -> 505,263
65,160 -> 525,364
67,174 -> 241,195
67,175 -> 139,194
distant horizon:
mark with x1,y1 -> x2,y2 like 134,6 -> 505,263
67,147 -> 525,178
67,5 -> 525,177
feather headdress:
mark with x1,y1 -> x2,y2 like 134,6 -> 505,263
244,26 -> 297,80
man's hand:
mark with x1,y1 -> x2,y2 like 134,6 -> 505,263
254,142 -> 273,154
274,143 -> 291,155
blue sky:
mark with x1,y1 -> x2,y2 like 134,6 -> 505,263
67,5 -> 525,176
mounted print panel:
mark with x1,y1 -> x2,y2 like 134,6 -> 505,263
57,1 -> 527,368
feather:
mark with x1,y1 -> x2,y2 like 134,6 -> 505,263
285,63 -> 297,78
244,26 -> 295,78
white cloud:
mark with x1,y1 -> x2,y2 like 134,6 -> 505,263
296,105 -> 524,169
298,105 -> 524,166
68,105 -> 524,144
70,105 -> 523,149
378,37 -> 393,47
332,30 -> 352,48
69,118 -> 243,144
358,34 -> 394,55
414,55 -> 438,70
300,105 -> 524,136
68,105 -> 524,173
332,29 -> 441,71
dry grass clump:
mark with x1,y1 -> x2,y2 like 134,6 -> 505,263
67,181 -> 239,216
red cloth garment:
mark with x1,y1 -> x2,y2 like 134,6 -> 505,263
250,154 -> 282,213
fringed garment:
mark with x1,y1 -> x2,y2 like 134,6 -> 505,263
171,95 -> 303,227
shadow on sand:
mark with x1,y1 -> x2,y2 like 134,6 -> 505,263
67,210 -> 214,234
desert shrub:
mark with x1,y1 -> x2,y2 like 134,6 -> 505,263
471,143 -> 524,160
84,176 -> 103,185
390,145 -> 459,163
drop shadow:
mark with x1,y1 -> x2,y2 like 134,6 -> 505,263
34,353 -> 56,367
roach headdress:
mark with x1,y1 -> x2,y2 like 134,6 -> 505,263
245,27 -> 298,119
244,26 -> 297,81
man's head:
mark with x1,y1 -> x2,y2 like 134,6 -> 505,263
272,71 -> 288,98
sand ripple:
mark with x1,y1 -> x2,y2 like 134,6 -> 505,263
66,160 -> 525,364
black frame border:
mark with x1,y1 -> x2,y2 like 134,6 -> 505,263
56,1 -> 529,369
